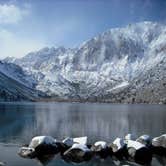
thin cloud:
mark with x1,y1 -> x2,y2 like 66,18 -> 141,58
0,4 -> 29,24
0,28 -> 47,59
0,3 -> 44,59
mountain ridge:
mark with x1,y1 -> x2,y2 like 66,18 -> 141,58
2,21 -> 166,103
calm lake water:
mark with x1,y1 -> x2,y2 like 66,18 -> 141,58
0,102 -> 166,166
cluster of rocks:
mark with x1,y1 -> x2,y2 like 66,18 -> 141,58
18,134 -> 166,165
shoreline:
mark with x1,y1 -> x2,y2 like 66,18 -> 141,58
0,98 -> 165,105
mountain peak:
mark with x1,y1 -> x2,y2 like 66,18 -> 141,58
2,21 -> 166,103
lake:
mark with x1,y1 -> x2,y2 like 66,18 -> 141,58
0,102 -> 166,166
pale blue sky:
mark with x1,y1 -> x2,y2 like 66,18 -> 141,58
0,0 -> 166,58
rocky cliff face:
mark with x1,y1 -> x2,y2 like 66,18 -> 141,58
3,21 -> 166,103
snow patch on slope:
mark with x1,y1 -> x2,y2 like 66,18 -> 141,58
107,81 -> 129,93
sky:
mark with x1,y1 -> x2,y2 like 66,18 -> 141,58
0,0 -> 166,59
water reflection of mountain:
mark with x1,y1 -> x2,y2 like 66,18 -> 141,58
33,103 -> 166,142
33,103 -> 130,142
0,103 -> 36,143
0,103 -> 166,144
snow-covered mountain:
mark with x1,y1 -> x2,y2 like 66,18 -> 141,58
3,21 -> 166,103
0,61 -> 37,88
0,61 -> 43,101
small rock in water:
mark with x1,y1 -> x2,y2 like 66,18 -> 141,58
91,141 -> 109,159
18,136 -> 60,158
0,162 -> 6,166
136,135 -> 152,146
126,140 -> 152,165
109,138 -> 127,161
62,137 -> 74,147
152,134 -> 166,148
62,143 -> 93,163
62,136 -> 88,147
111,138 -> 125,153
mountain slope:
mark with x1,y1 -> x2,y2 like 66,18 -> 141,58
0,61 -> 42,101
3,21 -> 166,103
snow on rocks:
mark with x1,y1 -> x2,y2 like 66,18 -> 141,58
29,136 -> 57,148
126,140 -> 152,165
94,141 -> 107,149
70,143 -> 90,152
62,137 -> 74,147
151,134 -> 166,156
126,140 -> 145,150
152,134 -> 166,148
18,133 -> 166,165
111,138 -> 126,153
108,137 -> 127,161
136,135 -> 152,146
62,136 -> 88,147
91,141 -> 109,158
0,162 -> 6,166
18,136 -> 59,158
73,136 -> 88,145
62,143 -> 93,163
